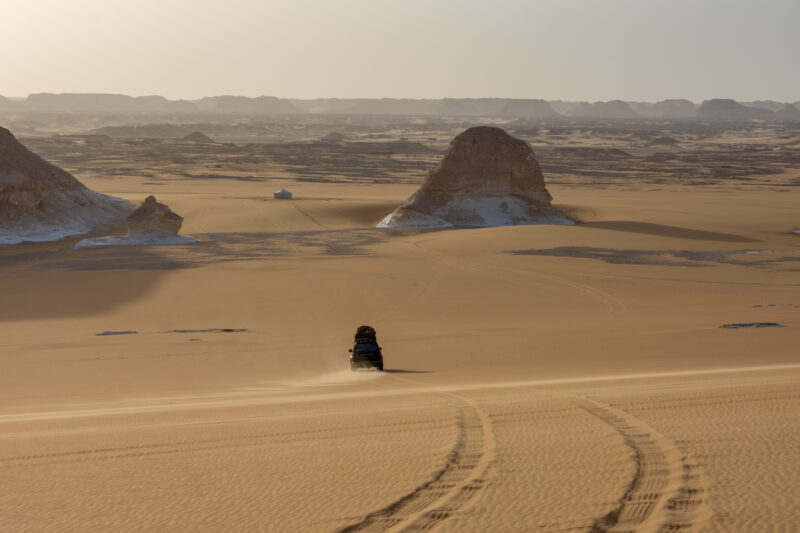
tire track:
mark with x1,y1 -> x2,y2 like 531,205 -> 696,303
562,395 -> 710,532
338,393 -> 495,533
293,203 -> 329,229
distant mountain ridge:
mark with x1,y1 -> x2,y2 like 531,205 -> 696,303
1,93 -> 798,121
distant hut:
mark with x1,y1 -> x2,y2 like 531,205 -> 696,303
274,188 -> 292,200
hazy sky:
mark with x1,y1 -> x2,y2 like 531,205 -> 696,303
4,0 -> 799,102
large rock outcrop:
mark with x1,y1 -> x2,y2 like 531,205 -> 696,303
0,126 -> 131,245
76,195 -> 196,247
378,127 -> 571,228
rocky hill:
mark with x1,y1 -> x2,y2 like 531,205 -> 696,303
378,126 -> 571,227
0,126 -> 131,244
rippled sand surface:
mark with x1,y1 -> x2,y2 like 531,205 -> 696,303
1,171 -> 798,531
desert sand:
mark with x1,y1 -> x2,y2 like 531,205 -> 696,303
0,120 -> 798,532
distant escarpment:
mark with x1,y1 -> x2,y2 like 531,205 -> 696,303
696,99 -> 775,121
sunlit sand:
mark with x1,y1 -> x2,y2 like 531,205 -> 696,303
1,115 -> 799,531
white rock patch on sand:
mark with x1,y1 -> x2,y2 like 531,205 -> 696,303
75,234 -> 197,248
378,196 -> 573,228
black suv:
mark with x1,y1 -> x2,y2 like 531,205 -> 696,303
349,325 -> 384,371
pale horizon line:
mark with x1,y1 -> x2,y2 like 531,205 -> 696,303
3,92 -> 799,105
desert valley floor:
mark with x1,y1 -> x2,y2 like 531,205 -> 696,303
1,123 -> 799,532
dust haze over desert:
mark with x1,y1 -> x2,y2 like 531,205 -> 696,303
2,2 -> 800,532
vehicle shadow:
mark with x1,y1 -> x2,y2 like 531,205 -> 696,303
383,369 -> 435,374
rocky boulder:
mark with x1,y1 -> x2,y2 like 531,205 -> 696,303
378,126 -> 570,227
126,196 -> 183,236
75,195 -> 195,248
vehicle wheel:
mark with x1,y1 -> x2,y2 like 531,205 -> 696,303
377,363 -> 384,371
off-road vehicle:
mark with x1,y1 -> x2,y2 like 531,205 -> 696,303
349,325 -> 383,371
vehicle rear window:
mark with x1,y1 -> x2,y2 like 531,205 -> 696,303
354,343 -> 379,353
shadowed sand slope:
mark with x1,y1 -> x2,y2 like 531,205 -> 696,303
579,220 -> 758,242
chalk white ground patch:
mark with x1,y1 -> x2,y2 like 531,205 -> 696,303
378,196 -> 573,228
75,234 -> 197,248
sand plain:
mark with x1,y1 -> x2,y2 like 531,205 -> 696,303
1,121 -> 799,532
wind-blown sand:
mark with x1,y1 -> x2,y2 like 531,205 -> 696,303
0,170 -> 798,531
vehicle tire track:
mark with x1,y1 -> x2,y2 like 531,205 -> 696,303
338,393 -> 495,533
561,394 -> 710,532
293,203 -> 329,229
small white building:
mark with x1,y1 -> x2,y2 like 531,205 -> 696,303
274,189 -> 292,200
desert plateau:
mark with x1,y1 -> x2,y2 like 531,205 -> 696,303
1,104 -> 798,532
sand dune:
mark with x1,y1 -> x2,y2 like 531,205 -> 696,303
0,160 -> 798,531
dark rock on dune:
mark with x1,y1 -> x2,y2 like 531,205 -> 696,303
0,125 -> 131,244
379,126 -> 570,227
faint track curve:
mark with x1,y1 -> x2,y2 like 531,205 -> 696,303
293,203 -> 329,229
338,382 -> 495,533
560,394 -> 711,532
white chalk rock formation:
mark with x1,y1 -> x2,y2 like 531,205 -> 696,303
76,195 -> 196,248
378,126 -> 571,228
0,126 -> 131,244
